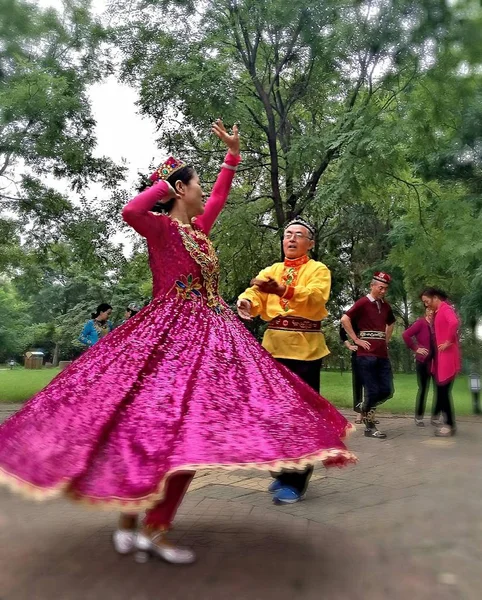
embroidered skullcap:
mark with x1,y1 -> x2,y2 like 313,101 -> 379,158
284,217 -> 316,239
149,157 -> 186,183
373,271 -> 392,284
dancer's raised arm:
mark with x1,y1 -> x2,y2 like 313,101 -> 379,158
196,121 -> 241,234
122,180 -> 176,238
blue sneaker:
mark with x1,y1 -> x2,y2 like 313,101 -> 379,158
272,486 -> 303,504
268,479 -> 283,493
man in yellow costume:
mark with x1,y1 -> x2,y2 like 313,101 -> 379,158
237,217 -> 331,504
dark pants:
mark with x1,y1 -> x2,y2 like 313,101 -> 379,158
434,379 -> 455,427
415,361 -> 432,418
351,352 -> 363,411
273,357 -> 322,494
357,356 -> 393,413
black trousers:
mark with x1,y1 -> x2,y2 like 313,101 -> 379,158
273,357 -> 322,494
351,351 -> 363,411
434,379 -> 455,427
415,361 -> 432,418
356,356 -> 393,413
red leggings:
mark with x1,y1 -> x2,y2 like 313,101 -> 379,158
143,471 -> 195,530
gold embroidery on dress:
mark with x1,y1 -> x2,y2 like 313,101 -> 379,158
93,321 -> 110,338
174,274 -> 203,301
176,225 -> 224,314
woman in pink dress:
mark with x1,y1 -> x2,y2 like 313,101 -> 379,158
420,288 -> 461,437
0,121 -> 356,565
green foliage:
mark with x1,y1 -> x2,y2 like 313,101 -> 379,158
113,0 -> 455,224
0,0 -> 120,193
0,0 -> 131,361
110,0 -> 482,328
0,283 -> 32,361
2,0 -> 482,372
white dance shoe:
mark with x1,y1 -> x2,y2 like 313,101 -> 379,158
112,529 -> 137,554
134,531 -> 196,565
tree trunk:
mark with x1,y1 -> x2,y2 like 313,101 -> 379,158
52,342 -> 60,367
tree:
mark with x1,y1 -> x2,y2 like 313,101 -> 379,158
112,0 -> 482,323
113,0 -> 458,230
0,282 -> 31,362
0,0 -> 125,242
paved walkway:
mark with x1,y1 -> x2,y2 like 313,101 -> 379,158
0,405 -> 480,599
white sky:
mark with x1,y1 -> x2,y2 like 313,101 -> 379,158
30,0 -> 161,251
36,0 -> 160,193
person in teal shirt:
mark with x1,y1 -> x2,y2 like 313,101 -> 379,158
79,303 -> 113,347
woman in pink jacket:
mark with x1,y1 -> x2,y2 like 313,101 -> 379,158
420,288 -> 461,437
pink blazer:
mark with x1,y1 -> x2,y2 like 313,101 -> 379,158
433,301 -> 461,384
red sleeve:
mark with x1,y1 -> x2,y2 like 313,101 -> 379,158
402,319 -> 422,351
122,181 -> 171,238
386,306 -> 396,326
444,304 -> 460,342
345,298 -> 366,323
195,152 -> 241,235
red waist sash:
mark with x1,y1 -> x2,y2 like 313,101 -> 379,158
268,316 -> 321,332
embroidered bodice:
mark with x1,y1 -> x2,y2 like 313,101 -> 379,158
146,218 -> 223,312
122,152 -> 241,312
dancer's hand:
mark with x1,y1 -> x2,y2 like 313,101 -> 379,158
416,347 -> 429,357
237,299 -> 252,320
212,119 -> 240,156
251,277 -> 285,297
355,338 -> 371,351
161,182 -> 179,203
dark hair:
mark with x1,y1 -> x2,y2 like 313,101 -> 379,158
420,287 -> 449,301
150,165 -> 197,214
125,307 -> 139,318
92,303 -> 112,319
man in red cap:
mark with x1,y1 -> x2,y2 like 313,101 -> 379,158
340,272 -> 396,439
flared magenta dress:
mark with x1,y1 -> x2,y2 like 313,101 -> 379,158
0,153 -> 356,511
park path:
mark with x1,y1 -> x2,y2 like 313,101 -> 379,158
0,405 -> 481,599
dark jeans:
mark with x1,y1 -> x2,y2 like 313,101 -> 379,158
273,357 -> 322,494
415,361 -> 432,418
351,352 -> 363,411
434,379 -> 455,427
357,356 -> 393,413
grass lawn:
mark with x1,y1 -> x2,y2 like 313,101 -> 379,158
322,370 -> 474,416
0,368 -> 62,403
0,367 -> 476,416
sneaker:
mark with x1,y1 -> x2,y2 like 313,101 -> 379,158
272,486 -> 303,505
113,529 -> 137,555
414,418 -> 425,427
364,428 -> 387,439
268,479 -> 283,493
